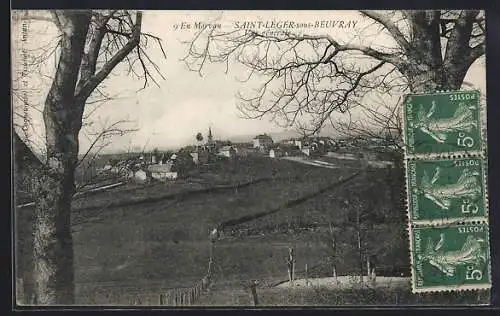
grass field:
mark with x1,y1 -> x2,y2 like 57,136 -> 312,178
15,155 -> 489,306
196,281 -> 490,306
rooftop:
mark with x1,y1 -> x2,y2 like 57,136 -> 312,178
147,163 -> 173,173
220,145 -> 234,151
254,134 -> 273,140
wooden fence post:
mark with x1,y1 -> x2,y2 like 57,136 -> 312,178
287,246 -> 296,286
305,264 -> 308,286
159,293 -> 164,305
250,281 -> 259,306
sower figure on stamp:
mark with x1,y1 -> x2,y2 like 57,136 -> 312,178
286,246 -> 296,286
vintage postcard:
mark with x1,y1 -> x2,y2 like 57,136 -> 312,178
11,10 -> 490,307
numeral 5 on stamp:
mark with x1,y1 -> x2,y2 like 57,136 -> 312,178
410,223 -> 490,293
407,157 -> 487,223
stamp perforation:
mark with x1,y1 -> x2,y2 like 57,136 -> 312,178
409,222 -> 491,293
402,89 -> 483,157
402,89 -> 490,294
406,156 -> 489,224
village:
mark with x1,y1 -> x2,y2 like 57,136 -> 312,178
98,127 -> 398,185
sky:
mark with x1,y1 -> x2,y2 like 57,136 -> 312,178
11,10 -> 486,154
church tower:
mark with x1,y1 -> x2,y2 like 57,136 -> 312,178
207,127 -> 214,145
207,126 -> 215,153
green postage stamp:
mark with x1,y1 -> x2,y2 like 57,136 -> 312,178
403,90 -> 490,293
407,157 -> 487,224
403,90 -> 482,156
411,223 -> 491,292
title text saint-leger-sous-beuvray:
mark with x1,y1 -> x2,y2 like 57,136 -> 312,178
234,20 -> 358,29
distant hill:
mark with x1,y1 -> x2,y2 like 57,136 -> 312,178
227,128 -> 349,143
227,130 -> 301,143
97,127 -> 349,155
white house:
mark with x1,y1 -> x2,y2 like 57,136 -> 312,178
253,134 -> 274,150
294,139 -> 302,150
269,148 -> 283,158
127,169 -> 148,182
190,152 -> 199,164
218,145 -> 236,158
163,172 -> 178,180
191,150 -> 209,164
301,146 -> 311,156
147,163 -> 177,181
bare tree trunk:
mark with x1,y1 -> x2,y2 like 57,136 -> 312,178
402,65 -> 464,93
33,159 -> 77,304
32,11 -> 91,305
400,11 -> 479,93
395,11 -> 481,94
328,222 -> 338,280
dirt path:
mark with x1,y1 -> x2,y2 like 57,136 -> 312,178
282,156 -> 341,169
275,276 -> 410,289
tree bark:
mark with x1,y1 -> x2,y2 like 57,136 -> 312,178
32,11 -> 91,305
398,10 -> 481,93
401,64 -> 464,93
23,10 -> 144,305
33,157 -> 77,304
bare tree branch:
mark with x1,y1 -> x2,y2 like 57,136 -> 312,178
76,119 -> 137,167
183,9 -> 484,136
360,10 -> 411,53
75,12 -> 143,101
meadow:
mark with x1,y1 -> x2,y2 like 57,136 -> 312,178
15,155 -> 489,306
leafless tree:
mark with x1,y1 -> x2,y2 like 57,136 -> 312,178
183,10 -> 485,136
326,221 -> 339,280
332,93 -> 404,151
11,10 -> 165,304
74,118 -> 138,193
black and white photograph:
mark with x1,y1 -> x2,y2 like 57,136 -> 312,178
11,9 -> 490,307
